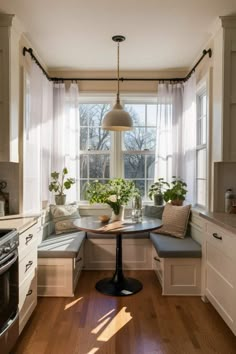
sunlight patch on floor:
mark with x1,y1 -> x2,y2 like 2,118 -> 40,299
98,308 -> 115,322
87,348 -> 99,354
96,307 -> 132,342
64,297 -> 83,310
91,317 -> 111,334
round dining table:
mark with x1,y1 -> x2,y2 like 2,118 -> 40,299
74,216 -> 162,297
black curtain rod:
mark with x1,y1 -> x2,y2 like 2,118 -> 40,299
22,47 -> 212,83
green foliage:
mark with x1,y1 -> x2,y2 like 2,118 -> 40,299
86,178 -> 137,215
148,178 -> 169,200
163,176 -> 187,203
48,168 -> 75,196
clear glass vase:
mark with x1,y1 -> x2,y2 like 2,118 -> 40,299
131,196 -> 142,222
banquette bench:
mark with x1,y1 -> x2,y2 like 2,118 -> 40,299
37,205 -> 202,297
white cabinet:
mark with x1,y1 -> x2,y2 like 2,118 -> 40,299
18,221 -> 39,334
0,14 -> 20,162
203,220 -> 236,335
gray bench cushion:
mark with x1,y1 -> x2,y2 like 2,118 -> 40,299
150,232 -> 202,258
38,231 -> 86,258
86,231 -> 150,239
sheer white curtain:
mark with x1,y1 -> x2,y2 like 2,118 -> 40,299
23,54 -> 53,213
155,76 -> 197,205
155,82 -> 183,183
52,83 -> 80,203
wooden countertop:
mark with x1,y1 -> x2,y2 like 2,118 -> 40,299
0,215 -> 40,233
200,211 -> 236,234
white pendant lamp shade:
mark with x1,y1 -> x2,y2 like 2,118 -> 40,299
102,35 -> 133,131
102,99 -> 133,131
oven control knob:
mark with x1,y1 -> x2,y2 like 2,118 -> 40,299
3,246 -> 11,253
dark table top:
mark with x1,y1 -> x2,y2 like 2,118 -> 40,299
73,216 -> 162,234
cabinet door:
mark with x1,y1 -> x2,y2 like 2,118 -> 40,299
204,221 -> 236,335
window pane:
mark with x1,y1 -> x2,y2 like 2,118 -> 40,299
133,180 -> 145,197
123,128 -> 146,150
125,104 -> 145,125
146,155 -> 155,178
145,128 -> 156,150
89,127 -> 110,150
89,155 -> 110,179
147,105 -> 157,126
80,180 -> 88,200
80,127 -> 88,150
197,179 -> 206,206
201,115 -> 207,145
79,103 -> 110,127
197,149 -> 206,179
80,155 -> 88,178
124,155 -> 144,178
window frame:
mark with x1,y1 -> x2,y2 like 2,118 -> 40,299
195,72 -> 211,210
78,94 -> 158,203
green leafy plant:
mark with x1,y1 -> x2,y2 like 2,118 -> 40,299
48,167 -> 75,196
163,176 -> 187,205
86,178 -> 137,215
148,178 -> 169,200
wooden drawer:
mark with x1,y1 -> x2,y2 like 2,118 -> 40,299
205,221 -> 236,260
19,222 -> 38,261
19,244 -> 37,286
19,274 -> 37,334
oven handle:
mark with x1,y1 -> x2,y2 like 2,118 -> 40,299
0,251 -> 18,275
0,309 -> 19,337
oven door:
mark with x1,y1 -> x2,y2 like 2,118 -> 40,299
0,249 -> 19,331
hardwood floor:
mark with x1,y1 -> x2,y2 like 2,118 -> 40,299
14,270 -> 236,354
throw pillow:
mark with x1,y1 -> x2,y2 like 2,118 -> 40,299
144,205 -> 164,219
153,203 -> 191,239
50,204 -> 80,235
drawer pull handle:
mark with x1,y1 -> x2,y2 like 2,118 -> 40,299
212,233 -> 222,240
25,260 -> 33,272
25,234 -> 33,245
154,256 -> 161,262
26,289 -> 33,296
76,257 -> 82,263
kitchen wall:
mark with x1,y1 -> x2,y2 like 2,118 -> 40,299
0,162 -> 20,214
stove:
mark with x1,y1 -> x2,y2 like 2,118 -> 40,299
0,228 -> 19,354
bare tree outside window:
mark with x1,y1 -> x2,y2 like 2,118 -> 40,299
123,104 -> 157,198
79,103 -> 111,199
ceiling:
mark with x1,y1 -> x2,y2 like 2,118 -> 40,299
0,0 -> 236,71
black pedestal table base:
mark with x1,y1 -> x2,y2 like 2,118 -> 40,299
95,233 -> 143,296
96,277 -> 143,296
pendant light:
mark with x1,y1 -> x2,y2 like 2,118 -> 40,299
102,35 -> 133,131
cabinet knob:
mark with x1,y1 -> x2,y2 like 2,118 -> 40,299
26,289 -> 33,296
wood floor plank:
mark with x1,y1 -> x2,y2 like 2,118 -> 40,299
14,270 -> 236,354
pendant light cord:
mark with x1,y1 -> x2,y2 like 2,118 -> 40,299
117,41 -> 120,104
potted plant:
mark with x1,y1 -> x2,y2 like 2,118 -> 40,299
86,178 -> 137,221
163,176 -> 187,206
48,167 -> 75,205
148,178 -> 169,206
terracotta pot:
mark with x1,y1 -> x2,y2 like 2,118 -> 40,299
171,199 -> 183,206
